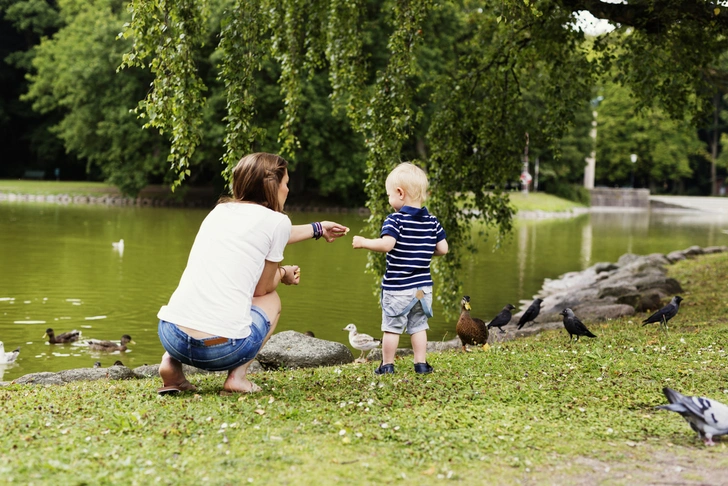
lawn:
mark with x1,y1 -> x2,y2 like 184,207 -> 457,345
0,180 -> 120,196
1,254 -> 727,484
508,191 -> 587,212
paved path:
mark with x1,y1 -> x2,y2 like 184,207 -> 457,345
650,195 -> 728,215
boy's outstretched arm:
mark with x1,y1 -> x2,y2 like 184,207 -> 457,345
352,235 -> 396,253
434,239 -> 449,256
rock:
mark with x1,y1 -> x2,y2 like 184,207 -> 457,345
257,330 -> 354,370
594,262 -> 619,274
572,303 -> 635,321
598,284 -> 638,299
632,275 -> 682,294
637,289 -> 668,312
704,245 -> 728,254
682,245 -> 703,257
666,251 -> 686,263
13,372 -> 65,386
132,363 -> 219,378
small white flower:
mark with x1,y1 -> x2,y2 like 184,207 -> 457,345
381,423 -> 389,428
339,430 -> 346,436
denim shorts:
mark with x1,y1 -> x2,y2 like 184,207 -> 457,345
158,306 -> 271,372
381,288 -> 432,335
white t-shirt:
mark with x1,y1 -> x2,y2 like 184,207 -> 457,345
158,202 -> 292,338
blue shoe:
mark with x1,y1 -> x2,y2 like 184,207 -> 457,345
374,362 -> 395,375
414,362 -> 433,374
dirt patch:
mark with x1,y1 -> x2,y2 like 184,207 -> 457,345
524,444 -> 728,485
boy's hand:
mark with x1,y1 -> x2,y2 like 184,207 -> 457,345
352,236 -> 365,249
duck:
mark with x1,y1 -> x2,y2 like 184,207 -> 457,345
0,341 -> 20,364
456,295 -> 488,351
87,335 -> 134,352
44,328 -> 81,344
342,324 -> 381,362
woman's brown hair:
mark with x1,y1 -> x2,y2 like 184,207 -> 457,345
221,153 -> 288,212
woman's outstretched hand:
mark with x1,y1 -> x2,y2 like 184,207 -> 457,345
281,265 -> 301,285
320,221 -> 349,243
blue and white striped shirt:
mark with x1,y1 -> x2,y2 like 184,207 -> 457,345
380,206 -> 446,291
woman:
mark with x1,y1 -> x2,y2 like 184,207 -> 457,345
156,153 -> 349,395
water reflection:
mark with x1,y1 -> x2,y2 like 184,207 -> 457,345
0,202 -> 726,380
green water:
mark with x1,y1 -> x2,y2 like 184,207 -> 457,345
1,202 -> 726,380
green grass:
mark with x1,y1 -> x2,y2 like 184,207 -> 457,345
0,180 -> 121,196
509,191 -> 586,212
2,254 -> 728,484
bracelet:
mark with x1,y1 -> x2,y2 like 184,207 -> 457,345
311,222 -> 323,240
279,267 -> 286,280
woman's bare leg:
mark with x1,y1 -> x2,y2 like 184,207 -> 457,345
223,291 -> 281,393
159,352 -> 197,391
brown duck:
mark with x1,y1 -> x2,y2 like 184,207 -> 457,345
456,295 -> 489,351
44,328 -> 81,344
87,335 -> 134,352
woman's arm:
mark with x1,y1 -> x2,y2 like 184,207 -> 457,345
352,235 -> 396,253
288,221 -> 350,244
253,261 -> 301,297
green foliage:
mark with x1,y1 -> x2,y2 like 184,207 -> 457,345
595,80 -> 708,190
22,0 -> 168,196
1,254 -> 727,484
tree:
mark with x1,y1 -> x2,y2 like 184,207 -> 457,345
595,80 -> 707,192
121,0 -> 728,314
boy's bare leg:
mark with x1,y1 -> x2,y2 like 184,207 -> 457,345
381,331 -> 400,365
411,330 -> 428,363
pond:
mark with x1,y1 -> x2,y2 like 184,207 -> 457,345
1,201 -> 727,381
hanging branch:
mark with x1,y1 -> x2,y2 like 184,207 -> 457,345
120,0 -> 209,190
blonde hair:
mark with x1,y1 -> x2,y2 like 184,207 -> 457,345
223,153 -> 288,212
386,162 -> 429,203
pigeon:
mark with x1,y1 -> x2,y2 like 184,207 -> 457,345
93,361 -> 102,368
0,341 -> 20,364
656,387 -> 728,446
642,296 -> 683,330
487,304 -> 515,334
560,308 -> 596,342
517,298 -> 543,330
44,328 -> 81,344
342,324 -> 381,362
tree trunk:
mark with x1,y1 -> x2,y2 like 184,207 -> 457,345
710,92 -> 720,196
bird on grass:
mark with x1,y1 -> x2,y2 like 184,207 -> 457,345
0,341 -> 20,364
656,387 -> 728,446
487,304 -> 516,334
456,296 -> 488,351
560,308 -> 596,342
93,361 -> 102,368
44,328 -> 81,344
642,295 -> 683,331
87,335 -> 134,352
342,324 -> 381,362
517,298 -> 543,330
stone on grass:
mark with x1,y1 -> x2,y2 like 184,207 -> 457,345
257,330 -> 354,370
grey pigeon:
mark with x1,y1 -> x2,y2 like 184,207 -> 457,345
656,387 -> 728,446
487,304 -> 515,334
560,308 -> 596,342
517,298 -> 543,330
642,295 -> 683,330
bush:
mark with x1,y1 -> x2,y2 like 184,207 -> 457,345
545,182 -> 591,205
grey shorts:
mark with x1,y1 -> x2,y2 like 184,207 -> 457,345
381,287 -> 432,335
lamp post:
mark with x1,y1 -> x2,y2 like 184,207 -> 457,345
630,154 -> 637,188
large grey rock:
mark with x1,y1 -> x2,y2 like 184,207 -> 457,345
367,337 -> 462,361
257,331 -> 353,370
572,303 -> 635,321
632,275 -> 682,294
132,363 -> 222,378
13,372 -> 65,385
13,366 -> 138,385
